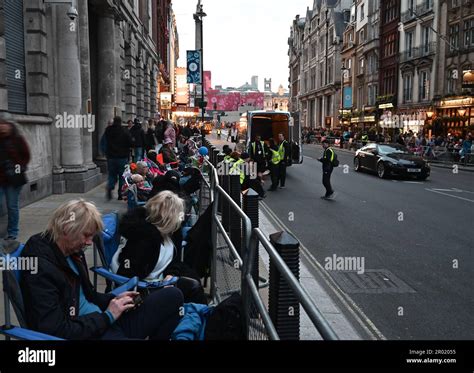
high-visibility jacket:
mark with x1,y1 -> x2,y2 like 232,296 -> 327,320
230,159 -> 245,184
278,140 -> 288,161
224,155 -> 235,163
251,141 -> 265,158
362,135 -> 369,142
269,148 -> 281,165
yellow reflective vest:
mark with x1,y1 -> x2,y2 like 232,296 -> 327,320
269,148 -> 281,165
278,141 -> 288,161
230,159 -> 246,184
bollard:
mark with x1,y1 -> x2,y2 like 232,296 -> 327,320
209,146 -> 215,165
229,174 -> 242,256
242,188 -> 259,285
222,175 -> 230,232
268,231 -> 300,340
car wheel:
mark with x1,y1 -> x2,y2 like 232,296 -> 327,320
377,162 -> 386,179
354,157 -> 361,172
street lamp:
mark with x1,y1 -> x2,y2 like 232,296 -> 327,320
194,1 -> 207,128
44,0 -> 78,20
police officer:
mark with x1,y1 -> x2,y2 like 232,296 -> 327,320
361,132 -> 369,147
249,134 -> 268,178
277,133 -> 290,189
268,138 -> 280,192
319,139 -> 336,200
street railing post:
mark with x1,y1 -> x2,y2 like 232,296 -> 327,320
212,148 -> 220,167
229,174 -> 242,256
222,175 -> 230,232
216,153 -> 224,214
242,188 -> 259,286
268,231 -> 300,340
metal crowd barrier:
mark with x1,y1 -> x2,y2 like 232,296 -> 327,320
199,143 -> 338,341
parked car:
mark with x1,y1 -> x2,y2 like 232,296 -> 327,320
354,143 -> 430,180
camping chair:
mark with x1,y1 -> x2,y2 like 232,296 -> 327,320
91,213 -> 178,292
122,176 -> 146,211
0,242 -> 139,340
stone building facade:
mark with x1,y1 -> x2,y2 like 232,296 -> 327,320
0,0 -> 176,209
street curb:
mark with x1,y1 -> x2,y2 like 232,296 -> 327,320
304,144 -> 474,172
259,201 -> 385,341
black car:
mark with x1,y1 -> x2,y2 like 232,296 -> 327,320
354,143 -> 430,180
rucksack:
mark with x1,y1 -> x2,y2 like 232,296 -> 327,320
205,293 -> 246,340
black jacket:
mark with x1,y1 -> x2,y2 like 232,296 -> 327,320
129,124 -> 146,148
20,234 -> 114,340
117,207 -> 183,280
145,128 -> 157,150
104,124 -> 133,159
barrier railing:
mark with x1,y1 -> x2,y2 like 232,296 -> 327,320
200,141 -> 338,340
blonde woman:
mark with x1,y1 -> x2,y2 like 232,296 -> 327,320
111,191 -> 206,304
20,199 -> 183,340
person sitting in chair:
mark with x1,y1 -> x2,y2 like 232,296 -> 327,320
20,199 -> 183,340
111,191 -> 207,304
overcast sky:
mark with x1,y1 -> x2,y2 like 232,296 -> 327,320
172,0 -> 312,92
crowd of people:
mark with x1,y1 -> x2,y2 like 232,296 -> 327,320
1,113 -> 248,340
302,126 -> 473,163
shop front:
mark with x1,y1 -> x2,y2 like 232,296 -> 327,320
433,96 -> 474,137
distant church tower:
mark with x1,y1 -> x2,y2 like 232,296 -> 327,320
264,78 -> 272,92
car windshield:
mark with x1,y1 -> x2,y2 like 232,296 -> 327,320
378,145 -> 412,155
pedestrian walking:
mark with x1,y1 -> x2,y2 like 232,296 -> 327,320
145,119 -> 158,153
230,124 -> 238,143
104,117 -> 132,201
319,139 -> 338,200
0,113 -> 31,241
129,118 -> 146,162
277,133 -> 290,189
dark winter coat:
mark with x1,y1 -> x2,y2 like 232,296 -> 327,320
0,127 -> 30,187
116,207 -> 183,280
129,124 -> 146,148
104,124 -> 133,159
20,234 -> 114,339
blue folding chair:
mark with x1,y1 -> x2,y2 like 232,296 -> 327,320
1,241 -> 139,340
92,213 -> 178,291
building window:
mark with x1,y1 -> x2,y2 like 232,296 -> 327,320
408,0 -> 415,13
464,19 -> 474,47
359,57 -> 365,74
406,31 -> 414,58
452,0 -> 459,7
360,4 -> 365,21
422,25 -> 431,54
419,70 -> 430,101
310,67 -> 316,90
358,86 -> 364,109
368,85 -> 377,106
311,43 -> 317,59
320,62 -> 324,87
403,73 -> 413,103
359,29 -> 365,43
328,57 -> 333,84
447,69 -> 457,94
450,24 -> 459,51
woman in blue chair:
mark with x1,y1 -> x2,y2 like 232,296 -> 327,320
20,199 -> 183,340
111,190 -> 207,304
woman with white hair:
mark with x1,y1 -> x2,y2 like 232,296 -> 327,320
20,199 -> 184,340
112,190 -> 206,304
